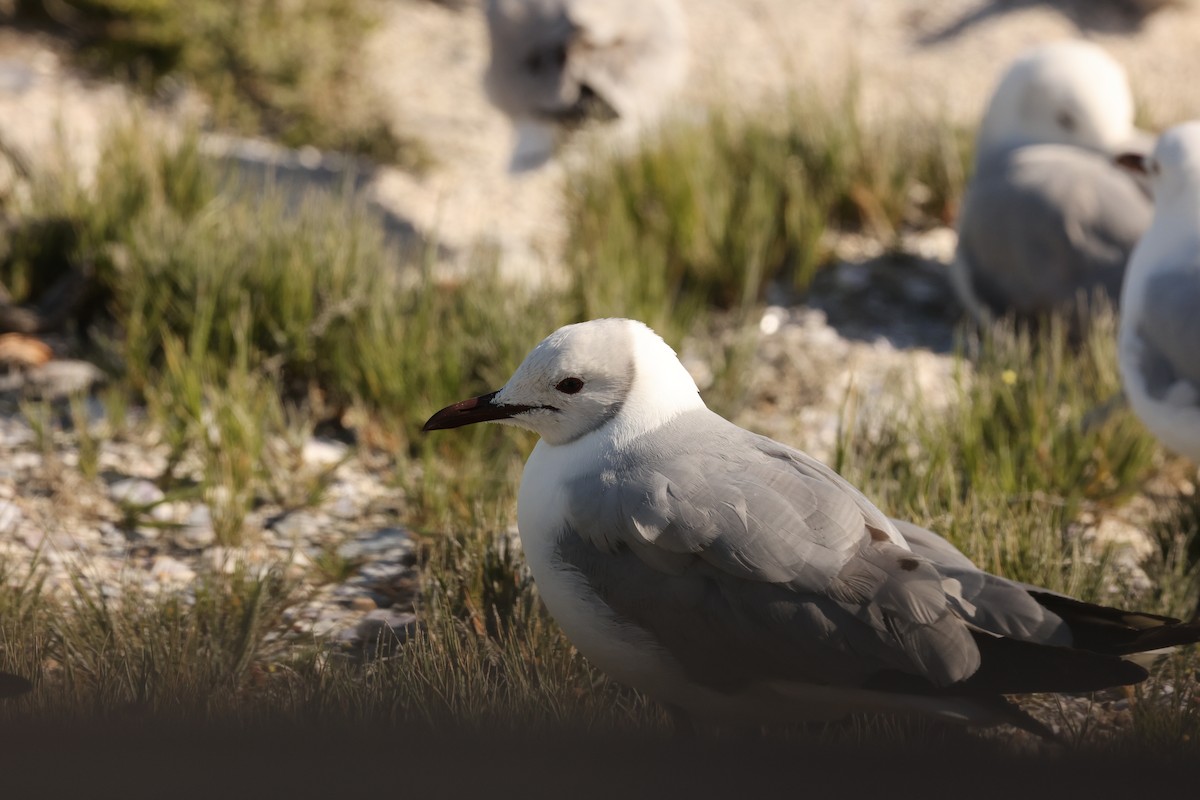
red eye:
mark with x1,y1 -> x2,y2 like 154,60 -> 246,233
555,378 -> 584,394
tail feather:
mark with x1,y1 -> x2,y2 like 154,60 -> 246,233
866,631 -> 1148,697
1028,592 -> 1200,655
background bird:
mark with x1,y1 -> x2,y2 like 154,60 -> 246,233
426,318 -> 1200,736
1118,121 -> 1200,463
483,0 -> 688,171
953,41 -> 1153,325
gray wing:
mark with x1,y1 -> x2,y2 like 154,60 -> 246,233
562,409 -> 981,690
890,518 -> 1072,646
957,145 -> 1151,317
893,518 -> 1194,657
1132,268 -> 1200,398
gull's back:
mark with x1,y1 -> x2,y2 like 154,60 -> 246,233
958,145 -> 1151,317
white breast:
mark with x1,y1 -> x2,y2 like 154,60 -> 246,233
517,438 -> 690,696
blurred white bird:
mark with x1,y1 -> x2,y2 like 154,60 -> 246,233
953,41 -> 1153,324
1118,121 -> 1200,462
483,0 -> 688,171
427,318 -> 1200,735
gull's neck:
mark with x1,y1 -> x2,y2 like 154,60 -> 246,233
603,333 -> 705,451
1135,191 -> 1200,275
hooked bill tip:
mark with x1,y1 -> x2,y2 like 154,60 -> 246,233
1114,152 -> 1149,174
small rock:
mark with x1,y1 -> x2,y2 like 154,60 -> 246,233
336,527 -> 412,561
1086,516 -> 1155,562
270,511 -> 323,539
23,360 -> 105,399
109,478 -> 165,508
150,555 -> 196,584
0,500 -> 21,535
0,333 -> 52,367
310,611 -> 344,638
131,525 -> 162,542
175,505 -> 216,549
356,609 -> 418,647
759,306 -> 786,336
349,596 -> 377,611
149,501 -> 179,523
205,544 -> 272,576
302,438 -> 348,467
833,262 -> 872,292
9,452 -> 41,471
328,494 -> 359,520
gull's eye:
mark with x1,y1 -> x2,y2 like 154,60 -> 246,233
555,377 -> 584,394
1055,110 -> 1076,132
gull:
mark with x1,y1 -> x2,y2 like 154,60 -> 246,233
425,318 -> 1200,734
483,0 -> 688,171
953,41 -> 1153,324
1118,121 -> 1200,462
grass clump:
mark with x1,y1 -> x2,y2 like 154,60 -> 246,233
922,309 -> 1154,515
0,558 -> 301,719
565,112 -> 826,340
6,0 -> 426,166
2,120 -> 558,537
832,305 -> 1160,600
563,96 -> 971,345
3,123 -> 550,433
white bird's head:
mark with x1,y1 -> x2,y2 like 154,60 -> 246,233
1117,121 -> 1200,206
424,318 -> 703,447
484,0 -> 620,170
976,41 -> 1137,162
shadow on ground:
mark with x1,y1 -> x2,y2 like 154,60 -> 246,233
803,255 -> 962,353
917,0 -> 1178,45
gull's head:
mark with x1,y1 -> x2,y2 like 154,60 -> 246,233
1116,121 -> 1200,205
423,318 -> 704,446
977,41 -> 1136,161
484,1 -> 617,125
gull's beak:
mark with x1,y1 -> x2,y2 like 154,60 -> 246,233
423,390 -> 535,431
1114,152 -> 1151,174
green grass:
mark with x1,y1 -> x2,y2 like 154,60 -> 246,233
563,98 -> 972,347
1,121 -> 555,543
6,0 -> 427,167
831,306 -> 1165,605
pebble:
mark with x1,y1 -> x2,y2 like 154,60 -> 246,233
349,596 -> 377,611
150,555 -> 197,584
176,505 -> 216,549
356,609 -> 418,646
270,510 -> 324,540
109,478 -> 165,508
22,360 -> 105,399
336,527 -> 412,561
301,438 -> 349,467
0,500 -> 21,534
